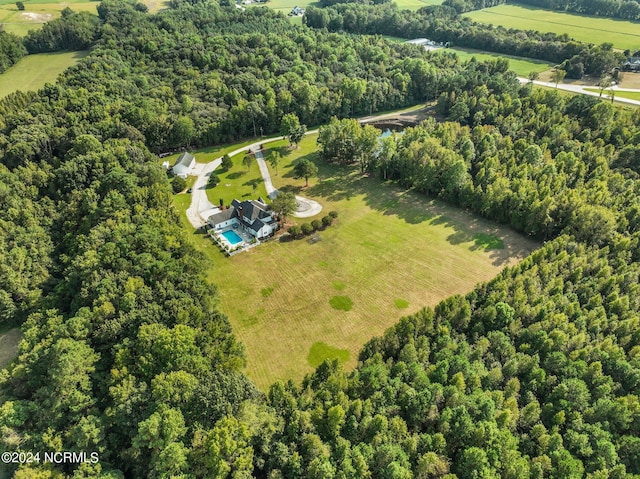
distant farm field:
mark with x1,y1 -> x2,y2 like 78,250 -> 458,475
192,134 -> 539,390
465,4 -> 640,51
436,47 -> 553,76
254,0 -> 441,16
0,1 -> 97,36
0,50 -> 88,98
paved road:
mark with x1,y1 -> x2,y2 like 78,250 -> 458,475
518,77 -> 640,106
186,159 -> 220,228
251,145 -> 278,199
251,145 -> 323,218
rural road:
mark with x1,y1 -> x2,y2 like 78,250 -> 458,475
518,77 -> 640,106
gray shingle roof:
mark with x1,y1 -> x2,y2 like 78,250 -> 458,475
174,152 -> 195,168
208,208 -> 236,224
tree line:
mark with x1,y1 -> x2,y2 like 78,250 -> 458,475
303,3 -> 626,77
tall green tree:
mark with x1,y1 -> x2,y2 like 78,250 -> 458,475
293,158 -> 318,187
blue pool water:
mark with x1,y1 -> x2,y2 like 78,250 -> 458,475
222,230 -> 243,245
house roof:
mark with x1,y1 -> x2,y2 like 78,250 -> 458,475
208,208 -> 236,224
250,218 -> 266,232
209,199 -> 271,227
174,152 -> 195,168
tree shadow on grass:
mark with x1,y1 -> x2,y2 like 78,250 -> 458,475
227,171 -> 246,180
304,161 -> 539,265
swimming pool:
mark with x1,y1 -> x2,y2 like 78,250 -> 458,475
222,229 -> 243,246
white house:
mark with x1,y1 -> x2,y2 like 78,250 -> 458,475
208,198 -> 278,240
172,152 -> 196,178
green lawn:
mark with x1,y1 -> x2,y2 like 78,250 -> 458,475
207,151 -> 270,208
584,88 -> 640,101
0,50 -> 88,98
0,1 -> 97,36
435,46 -> 553,76
175,134 -> 538,390
465,4 -> 640,51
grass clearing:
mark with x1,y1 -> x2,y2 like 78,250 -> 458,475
170,134 -> 538,389
0,50 -> 88,98
307,342 -> 350,368
206,134 -> 538,389
435,47 -> 553,77
0,2 -> 97,36
0,327 -> 21,371
207,151 -> 270,208
465,4 -> 640,51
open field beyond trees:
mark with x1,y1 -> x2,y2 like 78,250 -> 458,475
253,0 -> 441,16
176,134 -> 539,390
0,0 -> 97,36
0,50 -> 88,98
466,4 -> 640,51
437,46 -> 553,76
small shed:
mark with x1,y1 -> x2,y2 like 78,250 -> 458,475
172,152 -> 195,178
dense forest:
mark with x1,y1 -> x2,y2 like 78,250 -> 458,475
0,32 -> 26,74
1,0 -> 640,478
303,3 -> 625,77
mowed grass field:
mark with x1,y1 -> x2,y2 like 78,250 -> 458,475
0,0 -> 97,36
207,151 -> 270,207
465,4 -> 640,51
436,47 -> 553,76
0,50 -> 88,98
193,134 -> 539,390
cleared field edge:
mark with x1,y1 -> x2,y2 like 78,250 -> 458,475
211,136 -> 540,390
0,51 -> 89,99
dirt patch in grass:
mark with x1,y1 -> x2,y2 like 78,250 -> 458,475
329,296 -> 353,311
0,328 -> 21,370
307,342 -> 350,368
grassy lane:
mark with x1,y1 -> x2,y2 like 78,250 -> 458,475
466,4 -> 640,51
195,134 -> 539,390
436,47 -> 553,76
0,50 -> 88,98
584,88 -> 640,101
